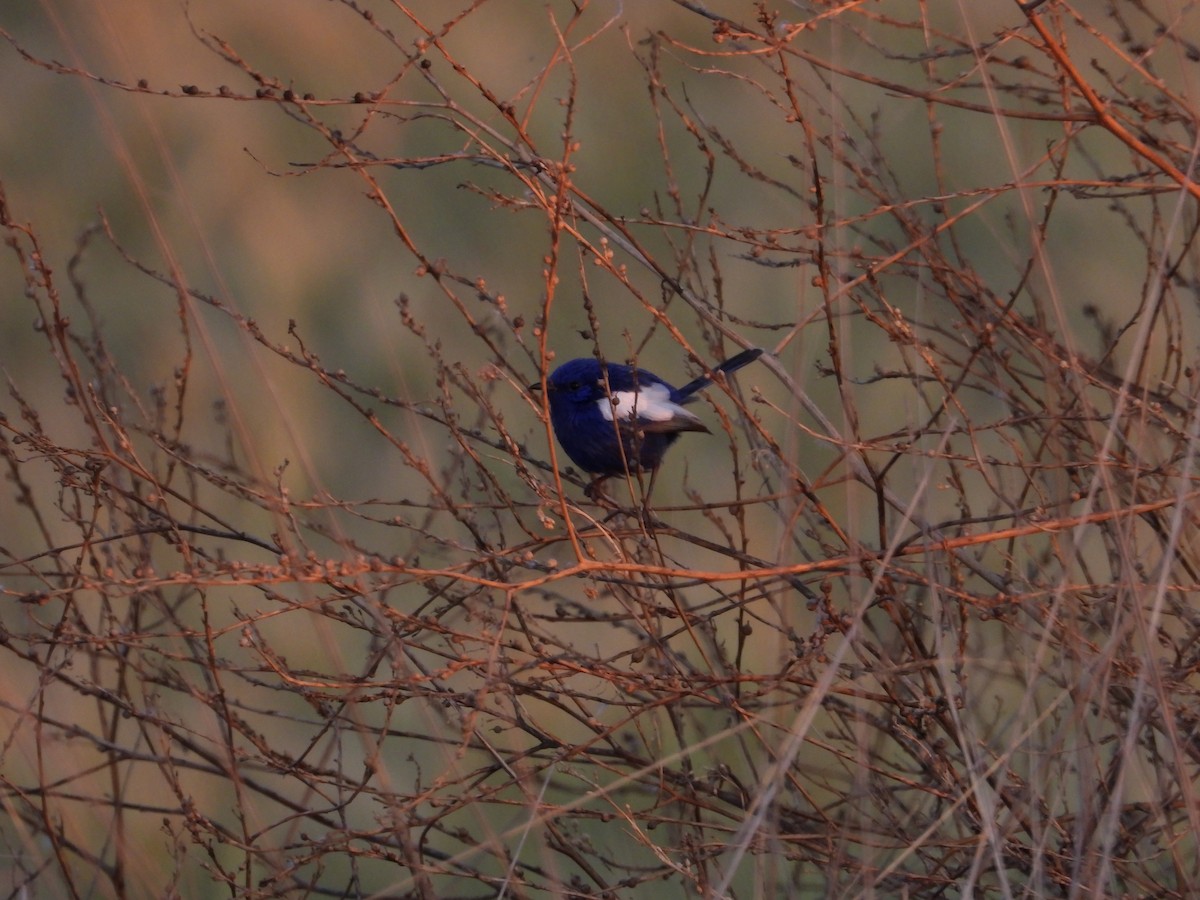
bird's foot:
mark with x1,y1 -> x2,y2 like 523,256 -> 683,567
597,501 -> 664,531
584,477 -> 617,506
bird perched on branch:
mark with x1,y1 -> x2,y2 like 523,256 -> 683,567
531,347 -> 763,495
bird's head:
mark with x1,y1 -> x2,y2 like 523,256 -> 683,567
541,358 -> 606,407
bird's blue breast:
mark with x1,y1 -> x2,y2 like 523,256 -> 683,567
548,393 -> 679,474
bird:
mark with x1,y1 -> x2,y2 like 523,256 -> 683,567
531,348 -> 763,494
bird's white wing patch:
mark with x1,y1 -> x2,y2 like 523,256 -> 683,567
597,383 -> 700,425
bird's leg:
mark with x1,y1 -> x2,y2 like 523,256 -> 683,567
636,468 -> 664,530
601,469 -> 663,528
590,477 -> 639,526
584,475 -> 616,506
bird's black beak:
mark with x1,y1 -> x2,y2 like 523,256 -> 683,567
528,380 -> 543,392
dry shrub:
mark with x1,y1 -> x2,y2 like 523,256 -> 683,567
2,1 -> 1199,896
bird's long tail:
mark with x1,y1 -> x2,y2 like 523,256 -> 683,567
675,347 -> 764,401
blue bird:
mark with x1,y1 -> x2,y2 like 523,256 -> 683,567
532,348 -> 763,493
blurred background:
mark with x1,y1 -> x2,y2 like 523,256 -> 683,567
2,1 -> 1199,896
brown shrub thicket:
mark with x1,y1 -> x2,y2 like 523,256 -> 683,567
2,2 -> 1199,896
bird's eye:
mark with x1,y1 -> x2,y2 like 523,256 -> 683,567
567,381 -> 580,391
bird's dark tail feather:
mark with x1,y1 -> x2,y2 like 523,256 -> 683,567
675,347 -> 764,400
